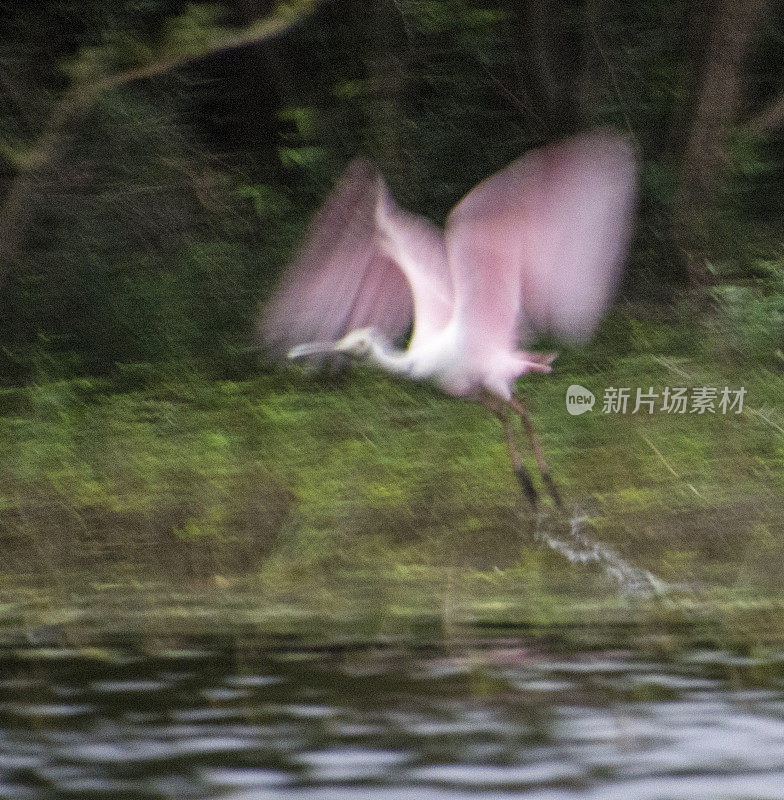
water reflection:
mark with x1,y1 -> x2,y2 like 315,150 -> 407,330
1,641 -> 783,798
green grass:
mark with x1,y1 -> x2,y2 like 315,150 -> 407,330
1,310 -> 783,648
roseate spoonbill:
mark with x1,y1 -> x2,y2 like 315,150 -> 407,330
260,130 -> 637,507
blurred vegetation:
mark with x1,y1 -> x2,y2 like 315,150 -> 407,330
1,0 -> 784,378
0,0 -> 783,631
1,323 -> 784,616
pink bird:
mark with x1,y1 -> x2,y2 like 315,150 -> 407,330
261,130 -> 637,507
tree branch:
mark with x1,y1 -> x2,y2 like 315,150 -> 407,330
747,83 -> 784,133
99,4 -> 317,93
0,1 -> 319,289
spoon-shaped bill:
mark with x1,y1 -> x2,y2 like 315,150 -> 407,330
287,341 -> 340,360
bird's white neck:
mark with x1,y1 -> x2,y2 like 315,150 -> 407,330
364,334 -> 412,376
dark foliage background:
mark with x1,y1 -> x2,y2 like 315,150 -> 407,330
0,0 -> 783,382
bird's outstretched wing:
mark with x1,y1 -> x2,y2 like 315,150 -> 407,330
445,130 -> 637,358
259,158 -> 411,360
259,158 -> 451,360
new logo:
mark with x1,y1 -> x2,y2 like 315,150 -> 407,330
565,384 -> 595,416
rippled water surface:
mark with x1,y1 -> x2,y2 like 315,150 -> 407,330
2,638 -> 784,799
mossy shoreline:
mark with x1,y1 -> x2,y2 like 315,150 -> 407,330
1,311 -> 783,648
3,576 -> 784,657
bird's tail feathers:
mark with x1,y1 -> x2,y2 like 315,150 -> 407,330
509,350 -> 557,377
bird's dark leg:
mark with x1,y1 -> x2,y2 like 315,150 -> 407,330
501,414 -> 539,507
479,393 -> 539,508
509,395 -> 563,509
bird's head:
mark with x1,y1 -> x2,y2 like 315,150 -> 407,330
333,328 -> 378,359
287,327 -> 378,362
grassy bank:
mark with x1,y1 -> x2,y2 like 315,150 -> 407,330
0,309 -> 783,647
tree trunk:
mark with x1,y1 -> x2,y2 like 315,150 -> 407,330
366,0 -> 407,174
234,0 -> 295,165
673,0 -> 768,287
515,0 -> 585,138
0,88 -> 89,289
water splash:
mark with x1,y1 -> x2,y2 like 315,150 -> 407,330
534,508 -> 668,597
